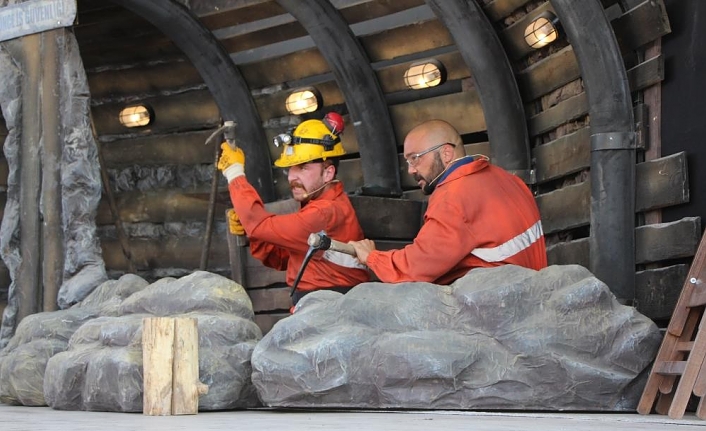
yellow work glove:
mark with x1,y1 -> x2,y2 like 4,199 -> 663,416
227,209 -> 246,236
217,142 -> 245,182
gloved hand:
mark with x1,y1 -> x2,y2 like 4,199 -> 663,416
217,142 -> 245,182
227,209 -> 245,236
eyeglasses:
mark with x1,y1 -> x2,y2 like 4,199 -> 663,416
405,143 -> 455,167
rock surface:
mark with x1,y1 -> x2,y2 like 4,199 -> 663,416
252,265 -> 661,410
0,272 -> 261,411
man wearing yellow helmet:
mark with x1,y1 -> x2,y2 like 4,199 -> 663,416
218,113 -> 369,308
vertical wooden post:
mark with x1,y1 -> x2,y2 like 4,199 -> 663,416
18,33 -> 43,322
41,29 -> 64,312
172,317 -> 208,415
142,317 -> 175,416
142,317 -> 207,416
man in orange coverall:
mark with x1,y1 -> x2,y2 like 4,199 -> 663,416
217,113 -> 369,306
349,119 -> 547,284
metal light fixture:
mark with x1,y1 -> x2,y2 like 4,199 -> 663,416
524,11 -> 560,49
403,59 -> 446,90
118,105 -> 153,128
285,87 -> 322,115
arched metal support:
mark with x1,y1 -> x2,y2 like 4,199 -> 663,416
109,0 -> 275,202
551,0 -> 636,301
276,0 -> 402,197
425,0 -> 530,176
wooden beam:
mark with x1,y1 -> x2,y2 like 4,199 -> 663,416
142,317 -> 175,416
538,152 -> 690,234
627,54 -> 664,93
546,238 -> 589,268
537,181 -> 590,235
635,264 -> 689,321
350,196 -> 423,240
636,217 -> 701,265
533,127 -> 590,184
483,0 -> 532,22
100,131 -> 216,167
635,151 -> 689,212
547,217 -> 700,272
91,89 -> 220,137
253,313 -> 289,335
248,285 -> 291,312
517,46 -> 580,102
613,0 -> 671,54
528,92 -> 588,137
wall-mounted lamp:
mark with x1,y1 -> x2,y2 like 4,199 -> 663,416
524,11 -> 560,49
403,59 -> 447,90
118,105 -> 153,128
285,87 -> 322,115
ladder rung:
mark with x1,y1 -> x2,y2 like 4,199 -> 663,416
688,287 -> 706,307
676,341 -> 695,353
654,361 -> 687,376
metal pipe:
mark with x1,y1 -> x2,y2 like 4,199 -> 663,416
41,29 -> 64,312
276,0 -> 402,197
550,0 -> 636,301
18,33 -> 43,322
425,0 -> 531,175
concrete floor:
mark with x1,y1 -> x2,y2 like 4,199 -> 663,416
2,405 -> 706,431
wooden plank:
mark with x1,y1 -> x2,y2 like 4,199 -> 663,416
96,189 -> 230,225
636,217 -> 701,265
172,317 -> 207,415
533,127 -> 590,184
627,54 -> 664,93
546,218 -> 699,269
243,249 -> 286,288
528,93 -> 588,137
91,89 -> 219,137
537,153 -> 690,235
389,90 -> 485,143
536,181 -> 590,235
350,195 -> 423,240
239,19 -> 453,88
613,0 -> 671,54
546,237 -> 589,268
517,47 -> 581,102
505,0 -> 670,62
483,0 -> 532,22
102,235 -> 230,271
87,61 -> 203,102
254,313 -> 289,335
142,317 -> 175,416
500,2 -> 555,60
636,151 -> 688,212
248,286 -> 291,312
100,131 -> 216,167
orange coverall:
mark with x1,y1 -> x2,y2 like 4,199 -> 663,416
228,177 -> 369,292
366,158 -> 547,284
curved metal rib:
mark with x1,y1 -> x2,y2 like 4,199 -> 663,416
276,0 -> 402,197
425,0 -> 531,175
108,0 -> 275,201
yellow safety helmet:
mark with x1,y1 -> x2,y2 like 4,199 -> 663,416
273,114 -> 346,168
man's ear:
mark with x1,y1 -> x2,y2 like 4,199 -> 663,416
323,163 -> 336,182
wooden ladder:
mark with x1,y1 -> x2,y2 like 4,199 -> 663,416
638,230 -> 706,419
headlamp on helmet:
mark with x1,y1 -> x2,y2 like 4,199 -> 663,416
273,113 -> 348,168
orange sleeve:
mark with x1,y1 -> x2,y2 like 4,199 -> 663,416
227,176 -> 332,254
366,199 -> 479,283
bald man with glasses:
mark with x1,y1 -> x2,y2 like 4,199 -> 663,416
349,119 -> 547,284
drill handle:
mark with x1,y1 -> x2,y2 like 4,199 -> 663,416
307,233 -> 356,256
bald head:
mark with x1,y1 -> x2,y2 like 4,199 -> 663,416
404,120 -> 466,160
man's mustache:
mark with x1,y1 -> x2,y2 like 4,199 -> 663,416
289,180 -> 305,190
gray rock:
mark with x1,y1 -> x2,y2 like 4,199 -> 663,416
0,271 -> 262,411
252,265 -> 661,411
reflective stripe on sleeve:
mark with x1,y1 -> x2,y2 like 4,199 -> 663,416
471,221 -> 544,262
322,249 -> 367,270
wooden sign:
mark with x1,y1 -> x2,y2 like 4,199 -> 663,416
0,0 -> 76,43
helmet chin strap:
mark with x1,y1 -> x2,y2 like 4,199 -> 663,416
301,179 -> 340,200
